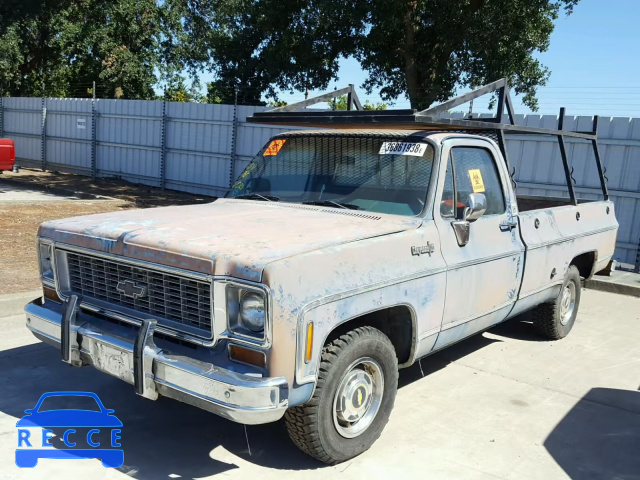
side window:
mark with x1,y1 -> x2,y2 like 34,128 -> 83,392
450,147 -> 505,217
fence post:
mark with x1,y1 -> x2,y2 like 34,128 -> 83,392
91,81 -> 97,177
229,86 -> 239,188
41,95 -> 47,171
635,237 -> 640,274
160,90 -> 167,190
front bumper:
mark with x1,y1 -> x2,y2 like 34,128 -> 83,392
25,296 -> 288,425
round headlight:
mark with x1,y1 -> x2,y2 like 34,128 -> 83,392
239,292 -> 265,332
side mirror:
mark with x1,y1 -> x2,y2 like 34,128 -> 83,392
452,193 -> 487,247
463,193 -> 487,222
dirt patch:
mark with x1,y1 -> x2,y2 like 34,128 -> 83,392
0,200 -> 133,295
0,171 -> 218,295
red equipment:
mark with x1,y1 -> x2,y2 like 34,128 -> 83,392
0,139 -> 16,171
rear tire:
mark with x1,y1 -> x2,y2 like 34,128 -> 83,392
285,326 -> 398,464
533,265 -> 581,339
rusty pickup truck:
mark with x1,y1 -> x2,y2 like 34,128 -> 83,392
25,82 -> 618,464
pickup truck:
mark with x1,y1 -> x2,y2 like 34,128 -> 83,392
25,91 -> 618,465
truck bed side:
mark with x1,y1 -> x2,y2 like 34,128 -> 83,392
514,198 -> 618,315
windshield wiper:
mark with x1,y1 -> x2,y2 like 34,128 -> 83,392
302,200 -> 361,210
235,193 -> 280,202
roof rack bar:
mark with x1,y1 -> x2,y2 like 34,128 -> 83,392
557,107 -> 578,206
591,115 -> 609,200
418,78 -> 514,125
347,84 -> 363,111
268,85 -> 362,113
504,88 -> 516,126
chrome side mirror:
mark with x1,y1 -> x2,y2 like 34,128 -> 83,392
452,193 -> 487,247
463,193 -> 487,222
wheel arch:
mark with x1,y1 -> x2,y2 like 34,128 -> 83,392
322,304 -> 417,368
570,250 -> 598,279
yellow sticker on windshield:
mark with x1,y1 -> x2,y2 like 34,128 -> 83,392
468,169 -> 485,193
264,139 -> 286,156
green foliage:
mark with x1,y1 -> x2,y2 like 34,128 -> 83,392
0,0 -> 579,110
0,0 -> 169,99
327,95 -> 387,111
165,78 -> 204,103
351,0 -> 580,110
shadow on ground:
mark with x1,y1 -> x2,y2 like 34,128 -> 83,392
544,387 -> 640,479
4,169 -> 214,208
0,316 -> 585,478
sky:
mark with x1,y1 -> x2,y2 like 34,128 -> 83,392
258,0 -> 640,117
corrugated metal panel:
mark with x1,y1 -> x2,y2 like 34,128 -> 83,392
95,99 -> 162,183
44,98 -> 93,173
164,101 -> 234,195
2,97 -> 42,167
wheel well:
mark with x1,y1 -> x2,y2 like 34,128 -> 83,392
324,306 -> 414,365
571,251 -> 597,279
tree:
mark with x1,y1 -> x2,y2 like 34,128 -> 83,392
327,95 -> 387,111
164,0 -> 361,104
352,0 -> 580,110
169,0 -> 579,110
0,0 -> 168,99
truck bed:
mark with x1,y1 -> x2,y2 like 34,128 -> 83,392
511,198 -> 618,317
517,195 -> 597,212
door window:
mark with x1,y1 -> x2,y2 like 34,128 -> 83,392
440,147 -> 505,219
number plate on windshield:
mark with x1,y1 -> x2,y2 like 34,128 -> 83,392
378,142 -> 428,156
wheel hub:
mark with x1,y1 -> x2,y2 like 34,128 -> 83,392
333,358 -> 384,439
559,282 -> 576,325
335,370 -> 373,423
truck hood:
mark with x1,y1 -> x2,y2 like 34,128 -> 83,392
39,199 -> 422,282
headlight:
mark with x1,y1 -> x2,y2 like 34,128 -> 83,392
226,286 -> 267,339
239,292 -> 266,332
38,241 -> 54,283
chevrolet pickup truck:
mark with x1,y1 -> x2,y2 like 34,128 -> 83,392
25,83 -> 618,464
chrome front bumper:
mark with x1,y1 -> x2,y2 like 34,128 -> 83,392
25,296 -> 288,425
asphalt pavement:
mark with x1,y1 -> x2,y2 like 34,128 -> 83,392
0,289 -> 639,479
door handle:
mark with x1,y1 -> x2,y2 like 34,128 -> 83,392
499,219 -> 518,232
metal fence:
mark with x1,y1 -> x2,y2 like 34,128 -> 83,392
1,97 -> 638,267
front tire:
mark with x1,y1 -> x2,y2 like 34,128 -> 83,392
285,326 -> 398,464
533,265 -> 582,339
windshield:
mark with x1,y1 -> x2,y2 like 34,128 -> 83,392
227,134 -> 435,216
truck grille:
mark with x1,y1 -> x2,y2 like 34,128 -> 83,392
65,251 -> 212,334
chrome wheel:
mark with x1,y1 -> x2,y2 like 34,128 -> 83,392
559,282 -> 576,325
332,357 -> 384,439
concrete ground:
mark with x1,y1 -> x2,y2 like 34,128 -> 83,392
586,270 -> 640,298
0,289 -> 638,479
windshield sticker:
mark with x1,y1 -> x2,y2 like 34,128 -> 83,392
264,139 -> 286,156
378,142 -> 428,156
468,169 -> 486,193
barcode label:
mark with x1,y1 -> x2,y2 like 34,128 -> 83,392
378,142 -> 428,156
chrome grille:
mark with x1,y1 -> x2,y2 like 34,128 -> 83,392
65,251 -> 212,334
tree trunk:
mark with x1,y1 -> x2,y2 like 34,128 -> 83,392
402,4 -> 419,110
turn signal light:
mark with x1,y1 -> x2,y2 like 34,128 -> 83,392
305,322 -> 314,363
43,285 -> 62,303
228,344 -> 266,368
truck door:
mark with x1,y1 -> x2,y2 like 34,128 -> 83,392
433,138 -> 525,348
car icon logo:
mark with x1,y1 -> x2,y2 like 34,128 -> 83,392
15,391 -> 123,468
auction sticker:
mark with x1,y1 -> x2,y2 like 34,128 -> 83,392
379,142 -> 428,156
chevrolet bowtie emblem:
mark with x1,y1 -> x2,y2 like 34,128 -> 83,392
116,280 -> 148,299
